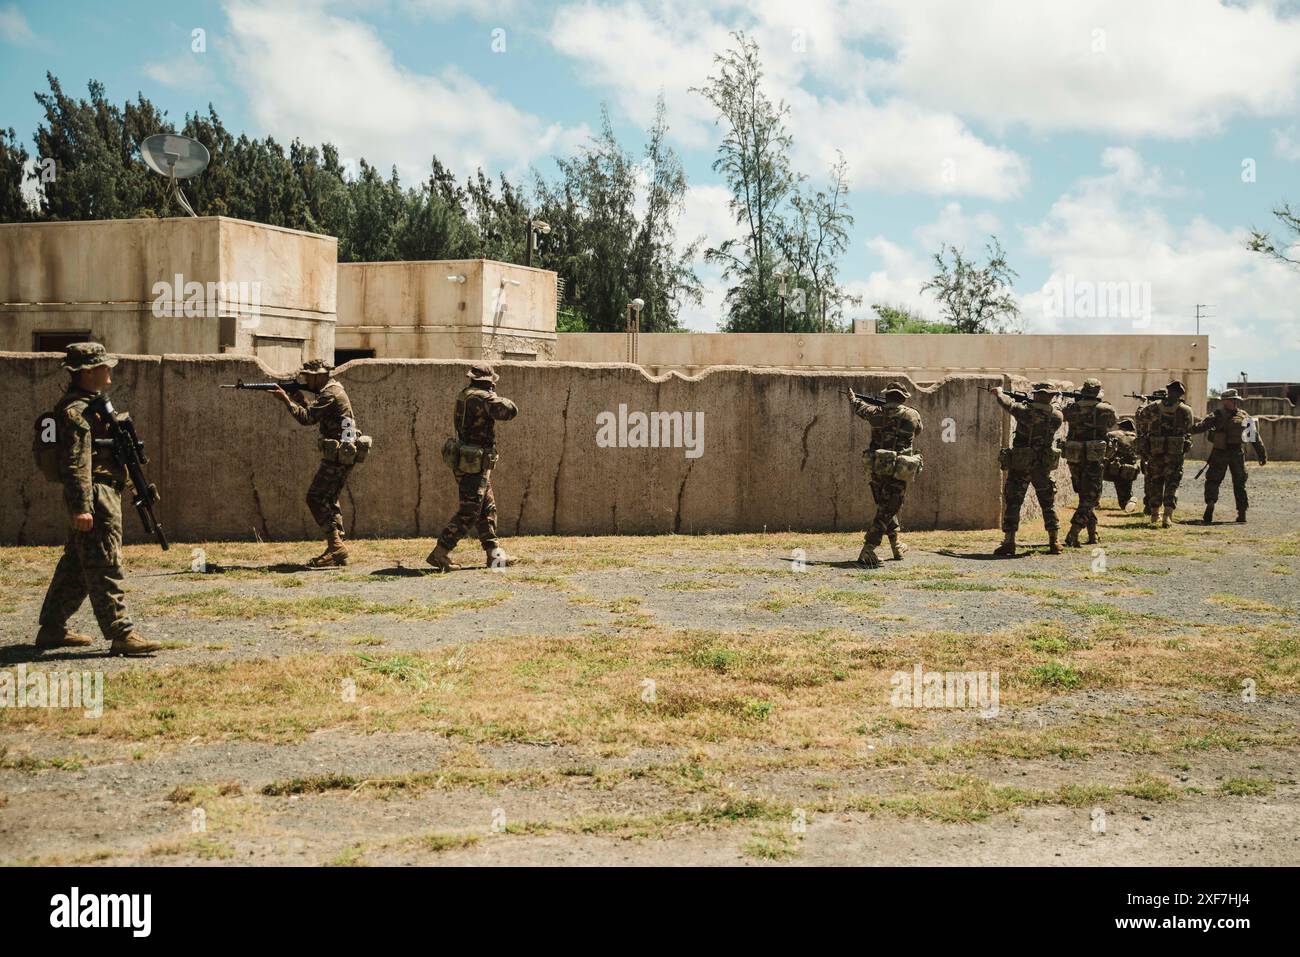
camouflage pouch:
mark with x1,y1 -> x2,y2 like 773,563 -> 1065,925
354,435 -> 372,464
864,448 -> 897,478
318,437 -> 342,463
1136,434 -> 1150,457
1042,447 -> 1061,470
1061,440 -> 1085,464
1009,447 -> 1036,471
1116,462 -> 1139,481
440,437 -> 460,470
457,443 -> 486,474
1084,439 -> 1109,462
893,451 -> 923,482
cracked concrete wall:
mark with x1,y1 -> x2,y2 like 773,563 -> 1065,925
1,353 -> 1005,545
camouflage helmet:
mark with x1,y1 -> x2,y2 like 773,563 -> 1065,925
466,362 -> 499,383
61,341 -> 117,372
883,381 -> 910,401
1080,377 -> 1102,396
1117,416 -> 1136,431
1219,389 -> 1243,402
1031,381 -> 1056,395
299,358 -> 333,376
1166,379 -> 1186,395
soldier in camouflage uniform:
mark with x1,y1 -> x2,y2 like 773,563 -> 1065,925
428,363 -> 518,572
1103,417 -> 1140,510
992,383 -> 1064,556
1193,389 -> 1267,524
35,343 -> 160,656
270,359 -> 358,567
1061,378 -> 1118,547
1133,389 -> 1165,518
1143,379 -> 1195,528
850,382 -> 924,569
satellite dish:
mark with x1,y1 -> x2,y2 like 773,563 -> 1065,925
139,133 -> 210,217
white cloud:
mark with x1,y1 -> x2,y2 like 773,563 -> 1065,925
1020,149 -> 1300,384
0,4 -> 34,45
221,0 -> 587,182
547,0 -> 1029,198
869,0 -> 1300,138
1274,127 -> 1300,162
144,53 -> 218,94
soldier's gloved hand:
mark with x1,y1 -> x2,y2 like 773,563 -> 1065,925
270,386 -> 292,404
1258,457 -> 1267,467
72,512 -> 94,532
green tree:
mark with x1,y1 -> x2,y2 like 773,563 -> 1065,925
871,303 -> 953,334
0,127 -> 31,221
920,236 -> 1021,333
1248,203 -> 1300,269
692,32 -> 796,332
776,153 -> 860,331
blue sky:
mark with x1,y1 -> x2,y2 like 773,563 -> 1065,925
4,0 -> 1300,386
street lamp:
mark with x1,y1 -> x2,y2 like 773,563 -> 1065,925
524,218 -> 551,268
626,298 -> 645,364
775,270 -> 788,333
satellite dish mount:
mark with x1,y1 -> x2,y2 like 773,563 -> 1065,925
139,133 -> 211,218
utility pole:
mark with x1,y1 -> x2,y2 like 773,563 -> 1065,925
1195,303 -> 1215,335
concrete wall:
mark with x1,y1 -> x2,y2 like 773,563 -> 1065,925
0,217 -> 337,373
1206,396 -> 1294,416
557,332 -> 1209,417
1,352 -> 1005,545
336,259 -> 558,361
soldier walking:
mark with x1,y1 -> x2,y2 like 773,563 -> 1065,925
1134,388 -> 1165,519
850,382 -> 924,569
1060,378 -> 1117,547
992,383 -> 1064,556
1143,380 -> 1195,528
1103,417 -> 1140,510
269,359 -> 363,567
34,343 -> 160,656
428,363 -> 518,572
1194,389 -> 1267,524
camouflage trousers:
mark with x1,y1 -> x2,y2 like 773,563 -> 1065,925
436,469 -> 499,552
1145,452 -> 1185,510
1067,461 -> 1104,531
306,460 -> 353,532
1001,466 -> 1059,534
38,481 -> 134,642
1139,458 -> 1155,513
863,475 -> 908,548
1110,477 -> 1134,509
1204,448 -> 1249,512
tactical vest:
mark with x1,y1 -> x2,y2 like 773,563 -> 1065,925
865,404 -> 920,453
1063,399 -> 1114,442
455,386 -> 500,448
1207,408 -> 1249,449
1149,400 -> 1190,437
1011,402 -> 1060,450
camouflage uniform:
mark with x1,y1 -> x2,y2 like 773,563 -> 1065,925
1060,380 -> 1117,545
1192,390 -> 1267,523
286,377 -> 356,537
1133,389 -> 1165,517
994,384 -> 1063,554
1102,419 -> 1140,510
432,364 -> 518,566
36,343 -> 155,654
1144,381 -> 1195,526
851,384 -> 923,566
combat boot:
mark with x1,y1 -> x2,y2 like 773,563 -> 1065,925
887,533 -> 908,561
309,529 -> 349,568
1161,507 -> 1174,528
993,533 -> 1016,557
1202,505 -> 1214,524
109,633 -> 162,657
485,546 -> 510,568
1046,530 -> 1063,555
856,544 -> 882,569
426,543 -> 456,572
1148,508 -> 1160,527
1236,510 -> 1247,524
1063,526 -> 1082,548
34,625 -> 93,651
1086,518 -> 1099,545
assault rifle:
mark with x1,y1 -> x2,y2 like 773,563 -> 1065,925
86,394 -> 168,551
983,385 -> 1039,404
840,388 -> 888,406
1056,389 -> 1093,401
1124,392 -> 1160,402
220,378 -> 309,395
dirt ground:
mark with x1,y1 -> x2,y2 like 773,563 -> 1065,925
1,466 -> 1297,866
